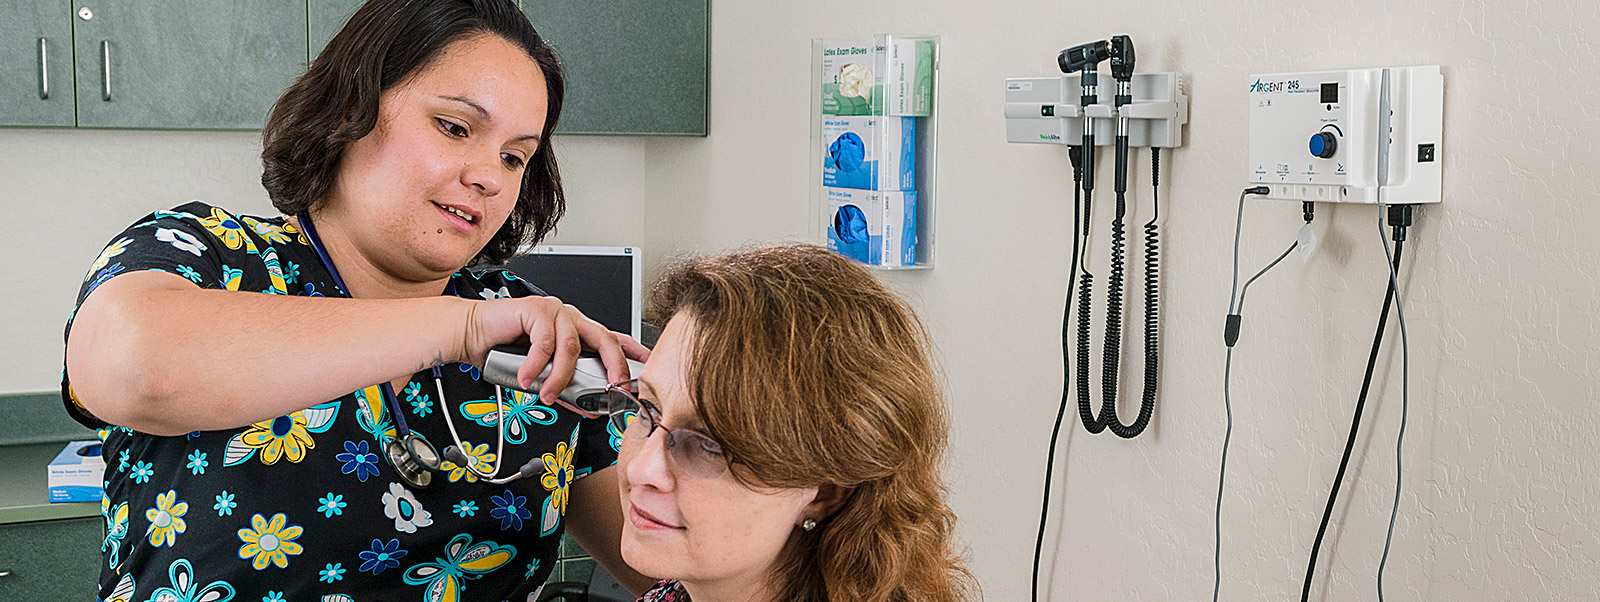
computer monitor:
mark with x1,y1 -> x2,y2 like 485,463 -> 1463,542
501,245 -> 643,340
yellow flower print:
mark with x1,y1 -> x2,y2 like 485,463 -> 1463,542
144,489 -> 188,547
540,441 -> 576,515
86,238 -> 132,280
440,441 -> 496,483
196,207 -> 256,253
239,413 -> 315,465
237,513 -> 304,570
241,216 -> 293,245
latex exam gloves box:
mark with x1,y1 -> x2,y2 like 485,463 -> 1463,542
823,116 -> 915,191
821,39 -> 934,116
826,187 -> 917,267
48,440 -> 105,503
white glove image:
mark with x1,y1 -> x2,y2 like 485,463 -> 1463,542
836,63 -> 872,100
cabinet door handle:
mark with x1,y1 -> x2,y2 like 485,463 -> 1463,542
38,38 -> 50,99
101,40 -> 112,101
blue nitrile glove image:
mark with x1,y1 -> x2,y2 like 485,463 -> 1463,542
830,204 -> 871,263
828,132 -> 866,173
834,204 -> 869,244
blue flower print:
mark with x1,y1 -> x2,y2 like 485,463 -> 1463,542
336,440 -> 380,482
453,501 -> 477,517
176,265 -> 205,284
405,382 -> 432,417
187,431 -> 202,440
118,450 -> 130,472
284,261 -> 300,285
318,493 -> 347,518
263,591 -> 285,602
297,282 -> 324,297
186,450 -> 208,475
214,491 -> 237,516
459,363 -> 482,380
490,490 -> 531,531
525,559 -> 541,578
85,263 -> 126,296
319,562 -> 345,583
359,538 -> 408,575
131,461 -> 154,484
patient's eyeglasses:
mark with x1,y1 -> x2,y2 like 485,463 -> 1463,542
591,379 -> 730,479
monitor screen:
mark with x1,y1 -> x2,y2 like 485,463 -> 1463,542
500,246 -> 641,339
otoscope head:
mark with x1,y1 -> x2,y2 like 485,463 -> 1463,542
1059,40 -> 1112,73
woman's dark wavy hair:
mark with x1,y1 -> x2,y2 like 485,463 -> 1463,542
261,0 -> 565,265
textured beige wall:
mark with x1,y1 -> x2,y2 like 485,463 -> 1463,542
636,0 -> 1600,600
0,130 -> 649,393
4,0 -> 1598,599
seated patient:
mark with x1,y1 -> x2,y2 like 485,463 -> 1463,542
605,244 -> 977,602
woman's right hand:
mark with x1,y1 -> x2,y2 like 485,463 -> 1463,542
456,296 -> 651,403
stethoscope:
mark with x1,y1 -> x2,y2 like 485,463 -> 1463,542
298,212 -> 529,488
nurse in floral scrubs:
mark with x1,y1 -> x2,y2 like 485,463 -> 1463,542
61,1 -> 652,601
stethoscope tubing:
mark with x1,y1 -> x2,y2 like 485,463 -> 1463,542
297,212 -> 511,485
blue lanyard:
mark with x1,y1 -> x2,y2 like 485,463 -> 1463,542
296,212 -> 455,439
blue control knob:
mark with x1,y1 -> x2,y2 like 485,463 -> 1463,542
1309,132 -> 1337,158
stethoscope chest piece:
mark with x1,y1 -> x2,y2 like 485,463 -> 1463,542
386,434 -> 439,489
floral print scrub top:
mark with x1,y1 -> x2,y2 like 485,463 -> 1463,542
62,202 -> 623,602
637,580 -> 689,601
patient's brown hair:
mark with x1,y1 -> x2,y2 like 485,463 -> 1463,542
650,244 -> 976,602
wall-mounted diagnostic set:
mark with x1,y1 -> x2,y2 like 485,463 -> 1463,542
1005,36 -> 1189,441
1003,35 -> 1192,602
1006,50 -> 1446,602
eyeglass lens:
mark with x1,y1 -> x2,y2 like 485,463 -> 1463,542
604,387 -> 728,478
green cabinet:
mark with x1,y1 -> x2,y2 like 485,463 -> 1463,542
0,0 -> 74,127
310,0 -> 709,136
0,518 -> 102,600
308,0 -> 363,59
71,1 -> 308,129
522,0 -> 708,135
2,1 -> 706,134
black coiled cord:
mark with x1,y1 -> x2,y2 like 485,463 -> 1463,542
1138,149 -> 1162,430
1101,203 -> 1128,414
1074,150 -> 1102,433
1076,272 -> 1100,432
1076,148 -> 1161,438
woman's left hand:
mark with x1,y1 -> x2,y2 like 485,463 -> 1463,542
456,295 -> 650,402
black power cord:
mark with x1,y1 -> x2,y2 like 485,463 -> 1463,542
1375,203 -> 1413,602
1298,204 -> 1412,602
1032,145 -> 1086,602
